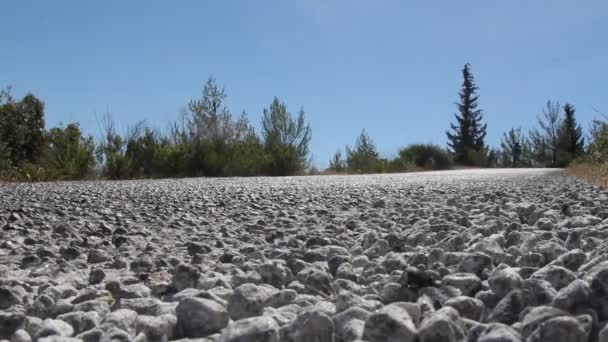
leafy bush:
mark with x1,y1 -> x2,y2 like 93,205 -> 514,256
262,97 -> 312,176
42,123 -> 96,180
397,144 -> 452,170
345,130 -> 381,173
588,121 -> 608,163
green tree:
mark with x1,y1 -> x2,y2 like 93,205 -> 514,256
96,112 -> 132,180
556,103 -> 584,166
261,97 -> 312,176
186,78 -> 252,176
446,63 -> 487,165
500,128 -> 527,167
328,150 -> 346,172
0,92 -> 46,165
345,129 -> 381,173
125,125 -> 161,178
530,101 -> 561,166
397,144 -> 452,170
43,123 -> 96,179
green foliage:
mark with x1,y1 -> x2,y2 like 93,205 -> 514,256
446,63 -> 487,166
556,103 -> 585,166
224,130 -> 266,176
328,150 -> 346,172
0,91 -> 46,165
531,101 -> 562,166
397,144 -> 452,170
499,128 -> 533,167
345,130 -> 382,173
43,123 -> 96,179
261,97 -> 312,176
587,120 -> 608,163
87,79 -> 312,179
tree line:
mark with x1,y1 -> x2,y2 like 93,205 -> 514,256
328,63 -> 606,173
0,78 -> 311,181
1,65 -> 607,181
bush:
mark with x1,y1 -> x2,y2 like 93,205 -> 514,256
588,121 -> 608,163
345,130 -> 381,173
397,144 -> 452,170
261,97 -> 312,176
42,123 -> 96,180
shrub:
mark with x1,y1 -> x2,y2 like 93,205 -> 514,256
397,144 -> 452,170
345,130 -> 381,173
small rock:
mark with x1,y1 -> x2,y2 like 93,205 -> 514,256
551,279 -> 591,314
88,269 -> 106,285
488,290 -> 526,325
488,267 -> 522,299
227,284 -> 276,320
363,303 -> 417,342
56,311 -> 100,335
527,314 -> 592,342
444,296 -> 484,321
219,316 -> 279,342
417,307 -> 466,342
0,286 -> 23,310
87,249 -> 112,264
0,311 -> 25,339
442,273 -> 482,296
176,297 -> 229,338
281,309 -> 333,342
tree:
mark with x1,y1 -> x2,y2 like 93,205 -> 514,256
531,100 -> 561,166
500,128 -> 527,167
556,103 -> 584,166
96,112 -> 132,179
328,150 -> 345,172
187,78 -> 253,176
0,92 -> 46,165
446,63 -> 487,165
43,123 -> 96,179
345,129 -> 381,173
261,97 -> 312,176
397,144 -> 452,170
125,125 -> 161,178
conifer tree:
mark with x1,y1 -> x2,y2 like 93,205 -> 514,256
446,63 -> 487,165
557,103 -> 584,165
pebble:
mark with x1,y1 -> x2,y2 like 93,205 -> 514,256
0,170 -> 606,341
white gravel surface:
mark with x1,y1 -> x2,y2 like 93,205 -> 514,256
2,168 -> 608,342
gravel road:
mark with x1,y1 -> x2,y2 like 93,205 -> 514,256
2,169 -> 608,342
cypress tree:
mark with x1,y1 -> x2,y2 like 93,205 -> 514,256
446,63 -> 487,165
557,103 -> 584,165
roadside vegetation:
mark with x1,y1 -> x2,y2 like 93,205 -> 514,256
1,64 -> 606,181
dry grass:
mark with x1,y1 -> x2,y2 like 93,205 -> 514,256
567,162 -> 608,187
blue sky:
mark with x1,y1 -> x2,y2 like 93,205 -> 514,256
1,1 -> 607,167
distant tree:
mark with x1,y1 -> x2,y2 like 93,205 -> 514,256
328,150 -> 346,172
345,129 -> 381,173
446,63 -> 487,165
397,144 -> 452,170
43,123 -> 96,179
531,100 -> 562,166
186,78 -> 254,176
500,128 -> 530,167
125,125 -> 161,178
224,121 -> 266,176
486,148 -> 500,168
556,103 -> 584,166
0,92 -> 46,165
261,97 -> 312,176
96,112 -> 132,179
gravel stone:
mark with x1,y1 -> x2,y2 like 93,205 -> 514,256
176,297 -> 229,338
1,169 -> 606,341
363,303 -> 417,342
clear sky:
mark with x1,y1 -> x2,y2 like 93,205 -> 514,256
1,1 -> 607,167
